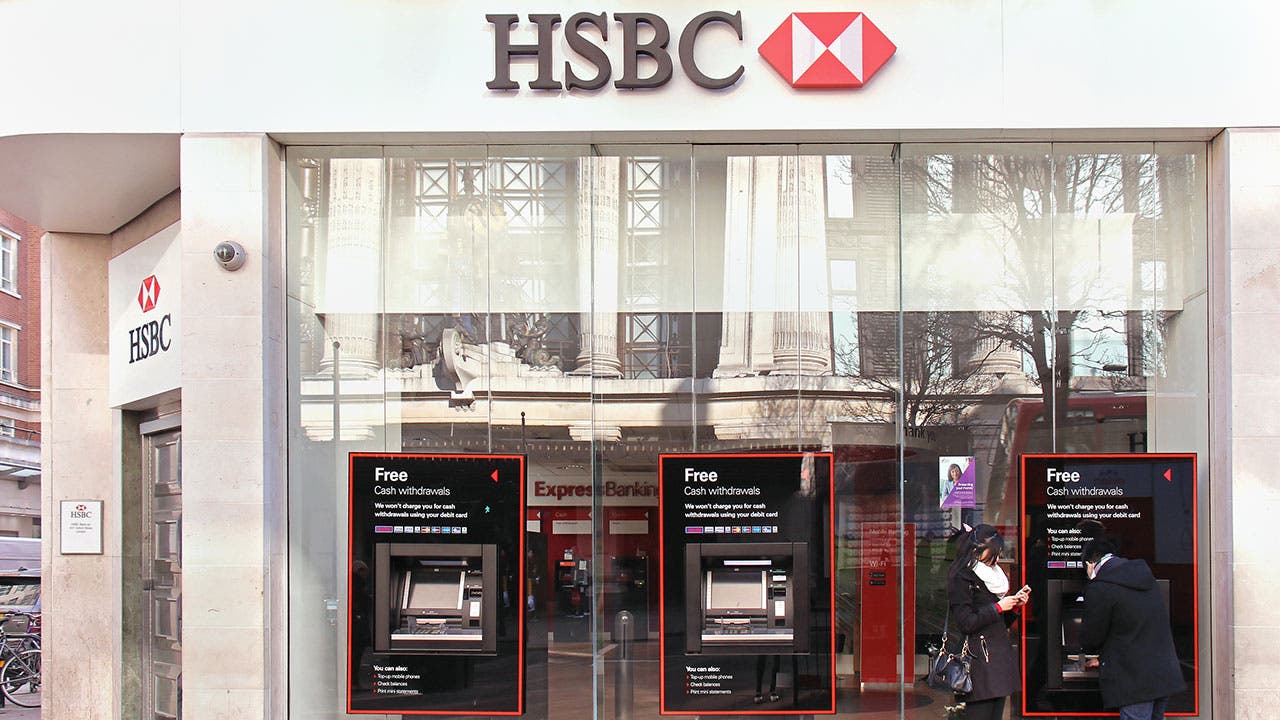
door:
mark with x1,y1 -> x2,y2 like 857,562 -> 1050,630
142,427 -> 182,719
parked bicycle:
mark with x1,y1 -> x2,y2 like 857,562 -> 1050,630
0,611 -> 40,707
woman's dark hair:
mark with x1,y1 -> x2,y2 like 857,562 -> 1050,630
949,524 -> 1005,580
948,463 -> 962,479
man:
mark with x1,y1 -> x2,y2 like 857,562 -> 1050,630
1079,537 -> 1184,720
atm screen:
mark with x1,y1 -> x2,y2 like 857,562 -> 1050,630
708,570 -> 765,611
406,570 -> 463,610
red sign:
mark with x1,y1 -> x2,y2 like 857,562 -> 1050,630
859,522 -> 915,684
759,12 -> 896,88
137,274 -> 161,313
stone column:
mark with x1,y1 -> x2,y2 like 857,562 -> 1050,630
971,311 -> 1024,374
773,155 -> 832,375
42,231 -> 116,719
318,157 -> 383,375
715,155 -> 832,377
714,156 -> 779,376
180,133 -> 286,719
571,156 -> 623,377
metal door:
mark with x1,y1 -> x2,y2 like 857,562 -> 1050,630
142,428 -> 182,719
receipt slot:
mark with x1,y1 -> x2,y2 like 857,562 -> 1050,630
685,542 -> 809,655
374,543 -> 498,655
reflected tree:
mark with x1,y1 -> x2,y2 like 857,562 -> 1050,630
839,311 -> 999,428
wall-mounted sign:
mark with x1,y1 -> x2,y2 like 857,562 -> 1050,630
348,453 -> 526,716
527,474 -> 658,507
109,223 -> 181,408
488,10 -> 895,92
1020,454 -> 1198,717
659,453 -> 835,715
60,500 -> 103,555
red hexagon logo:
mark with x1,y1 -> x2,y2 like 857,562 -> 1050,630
759,12 -> 896,88
137,275 -> 161,313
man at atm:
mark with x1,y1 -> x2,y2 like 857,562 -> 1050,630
1079,537 -> 1183,720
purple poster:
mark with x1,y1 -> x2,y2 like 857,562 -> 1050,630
939,456 -> 976,509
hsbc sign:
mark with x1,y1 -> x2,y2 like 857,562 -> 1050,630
110,223 -> 181,408
487,10 -> 895,92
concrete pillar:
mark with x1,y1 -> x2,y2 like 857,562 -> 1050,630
180,133 -> 285,719
1217,128 -> 1280,714
571,156 -> 623,377
42,231 -> 117,719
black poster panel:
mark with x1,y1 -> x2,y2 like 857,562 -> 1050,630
347,453 -> 526,715
659,453 -> 835,715
1020,453 -> 1198,717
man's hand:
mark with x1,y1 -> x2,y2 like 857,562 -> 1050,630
1084,657 -> 1100,669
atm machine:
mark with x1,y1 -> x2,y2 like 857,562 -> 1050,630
374,543 -> 498,655
685,542 -> 808,655
1045,578 -> 1170,689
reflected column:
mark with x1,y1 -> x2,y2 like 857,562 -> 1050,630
773,155 -> 832,375
970,311 -> 1024,375
571,156 -> 624,377
714,156 -> 779,377
319,158 -> 383,376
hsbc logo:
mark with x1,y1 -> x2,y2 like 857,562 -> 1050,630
71,504 -> 93,519
128,274 -> 172,364
488,9 -> 894,91
137,275 -> 161,313
759,13 -> 895,88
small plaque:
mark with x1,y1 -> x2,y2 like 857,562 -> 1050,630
60,500 -> 103,555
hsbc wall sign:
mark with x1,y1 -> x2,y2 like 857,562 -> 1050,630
109,223 -> 182,408
487,10 -> 895,91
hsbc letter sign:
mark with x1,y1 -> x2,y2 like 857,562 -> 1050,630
487,10 -> 894,91
488,11 -> 745,90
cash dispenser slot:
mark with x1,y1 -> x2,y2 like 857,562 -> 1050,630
685,542 -> 808,655
374,543 -> 498,655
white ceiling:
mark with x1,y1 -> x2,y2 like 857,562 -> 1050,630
0,134 -> 179,234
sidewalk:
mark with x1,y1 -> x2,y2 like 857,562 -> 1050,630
0,704 -> 36,718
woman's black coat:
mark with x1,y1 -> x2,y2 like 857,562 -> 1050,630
946,563 -> 1018,702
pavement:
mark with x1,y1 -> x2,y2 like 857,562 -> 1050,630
0,702 -> 37,718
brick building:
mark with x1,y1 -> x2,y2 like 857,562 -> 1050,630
0,209 -> 41,538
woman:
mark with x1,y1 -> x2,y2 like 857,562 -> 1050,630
941,463 -> 962,506
946,524 -> 1029,720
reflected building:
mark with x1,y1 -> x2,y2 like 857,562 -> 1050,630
287,146 -> 1203,713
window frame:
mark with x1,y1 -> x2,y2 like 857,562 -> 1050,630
0,227 -> 18,298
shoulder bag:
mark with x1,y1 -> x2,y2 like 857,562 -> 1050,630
927,610 -> 973,695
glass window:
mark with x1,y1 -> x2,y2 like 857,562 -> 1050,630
0,326 -> 16,384
0,229 -> 15,294
287,142 -> 1209,720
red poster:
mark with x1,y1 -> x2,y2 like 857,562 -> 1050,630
858,523 -> 915,684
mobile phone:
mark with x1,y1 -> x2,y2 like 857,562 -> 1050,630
1018,585 -> 1031,596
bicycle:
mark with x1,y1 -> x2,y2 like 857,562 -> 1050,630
0,612 -> 40,707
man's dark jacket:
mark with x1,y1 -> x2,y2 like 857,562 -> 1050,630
1080,557 -> 1184,708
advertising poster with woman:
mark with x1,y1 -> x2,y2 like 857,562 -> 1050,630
939,456 -> 976,510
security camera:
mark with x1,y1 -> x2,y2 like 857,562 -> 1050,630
213,241 -> 247,271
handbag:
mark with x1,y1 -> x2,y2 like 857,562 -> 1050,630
928,611 -> 974,694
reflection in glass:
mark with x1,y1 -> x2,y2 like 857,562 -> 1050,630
285,142 -> 1208,720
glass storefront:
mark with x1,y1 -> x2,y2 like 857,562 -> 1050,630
286,142 -> 1209,719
